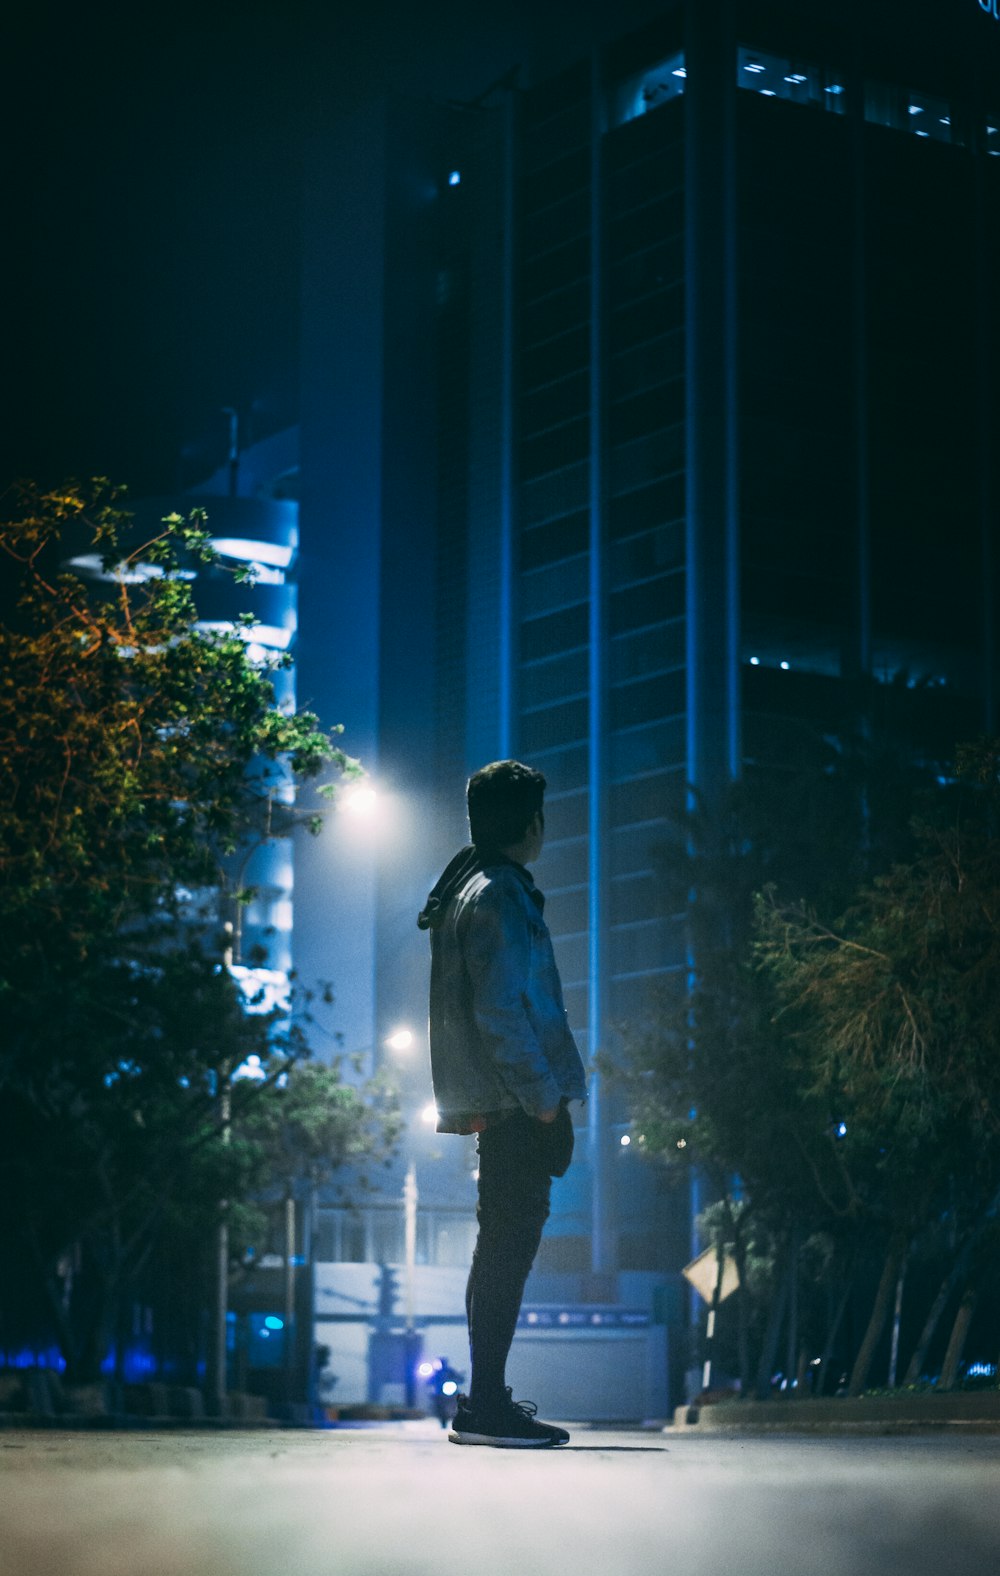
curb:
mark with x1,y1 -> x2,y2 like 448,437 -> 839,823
670,1395 -> 1000,1436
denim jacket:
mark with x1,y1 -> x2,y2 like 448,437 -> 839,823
421,851 -> 587,1133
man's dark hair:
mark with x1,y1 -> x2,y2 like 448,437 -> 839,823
467,760 -> 546,851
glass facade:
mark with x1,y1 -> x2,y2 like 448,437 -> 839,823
515,62 -> 594,1057
601,81 -> 687,1018
512,60 -> 689,1073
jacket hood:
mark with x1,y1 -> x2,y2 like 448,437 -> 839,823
418,844 -> 529,930
417,845 -> 482,931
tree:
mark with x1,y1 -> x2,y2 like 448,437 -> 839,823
0,480 -> 376,1381
614,726 -> 948,1398
754,739 -> 1000,1394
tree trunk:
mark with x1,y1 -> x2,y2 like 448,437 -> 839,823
733,1233 -> 751,1396
903,1267 -> 956,1386
41,1266 -> 83,1380
74,1263 -> 120,1386
886,1253 -> 907,1388
902,1186 -> 1000,1385
939,1285 -> 978,1391
113,1281 -> 130,1385
847,1234 -> 907,1398
785,1228 -> 799,1394
754,1250 -> 792,1401
795,1345 -> 809,1392
815,1273 -> 852,1398
722,1197 -> 751,1396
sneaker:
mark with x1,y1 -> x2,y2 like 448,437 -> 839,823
448,1389 -> 570,1448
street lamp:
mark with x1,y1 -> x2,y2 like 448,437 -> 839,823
385,1027 -> 415,1053
339,782 -> 378,817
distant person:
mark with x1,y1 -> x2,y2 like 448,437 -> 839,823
418,760 -> 587,1447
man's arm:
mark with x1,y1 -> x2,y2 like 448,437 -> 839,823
462,884 -> 562,1120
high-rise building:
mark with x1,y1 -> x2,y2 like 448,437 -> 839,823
113,427 -> 302,996
295,0 -> 1000,1403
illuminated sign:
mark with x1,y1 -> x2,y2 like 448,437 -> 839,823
980,0 -> 1000,19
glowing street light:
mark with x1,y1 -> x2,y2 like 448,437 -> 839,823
340,782 -> 378,817
385,1027 -> 415,1053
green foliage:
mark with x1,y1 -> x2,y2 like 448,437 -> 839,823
755,738 -> 1000,1236
0,480 -> 360,951
615,738 -> 1000,1393
0,480 -> 383,1379
234,1058 -> 403,1197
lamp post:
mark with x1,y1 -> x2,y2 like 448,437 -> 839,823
403,1161 -> 418,1405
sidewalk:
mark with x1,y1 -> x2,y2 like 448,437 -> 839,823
2,1423 -> 999,1576
673,1391 -> 1000,1434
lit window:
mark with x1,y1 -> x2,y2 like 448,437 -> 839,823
212,537 -> 294,569
736,46 -> 841,114
611,51 -> 686,126
866,83 -> 957,144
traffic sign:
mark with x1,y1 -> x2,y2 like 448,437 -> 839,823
682,1246 -> 740,1305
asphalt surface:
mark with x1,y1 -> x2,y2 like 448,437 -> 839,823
2,1423 -> 999,1576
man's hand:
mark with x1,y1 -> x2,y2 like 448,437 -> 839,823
537,1106 -> 560,1123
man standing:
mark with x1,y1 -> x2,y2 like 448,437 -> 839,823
418,760 -> 587,1448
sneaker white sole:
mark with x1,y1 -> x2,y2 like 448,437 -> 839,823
448,1429 -> 558,1448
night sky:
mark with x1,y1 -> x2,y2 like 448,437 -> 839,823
4,0 -> 598,500
7,0 -> 985,501
6,2 -> 320,495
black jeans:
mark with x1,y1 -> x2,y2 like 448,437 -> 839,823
465,1105 -> 574,1413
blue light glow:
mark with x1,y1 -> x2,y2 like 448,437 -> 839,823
836,1122 -> 848,1138
442,1381 -> 458,1396
211,537 -> 293,570
264,1315 -> 284,1331
448,170 -> 461,187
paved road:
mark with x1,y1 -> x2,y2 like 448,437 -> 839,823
2,1423 -> 999,1576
